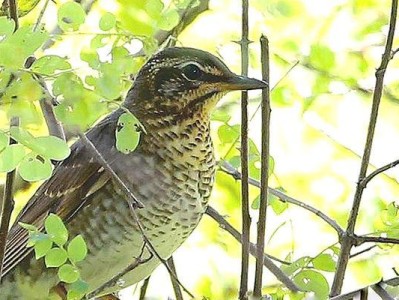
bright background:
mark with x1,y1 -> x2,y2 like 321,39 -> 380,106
1,0 -> 399,299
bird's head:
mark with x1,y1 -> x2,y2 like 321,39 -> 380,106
125,47 -> 266,123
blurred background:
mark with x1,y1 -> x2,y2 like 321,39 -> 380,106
1,0 -> 399,298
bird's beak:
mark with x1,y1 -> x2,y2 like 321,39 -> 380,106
220,74 -> 268,91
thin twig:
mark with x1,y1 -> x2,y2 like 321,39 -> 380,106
206,206 -> 301,292
330,0 -> 398,296
33,0 -> 51,31
167,256 -> 183,300
350,245 -> 376,258
239,0 -> 251,298
330,288 -> 368,300
371,284 -> 395,300
0,1 -> 19,278
138,277 -> 150,300
331,276 -> 399,300
253,35 -> 271,297
7,0 -> 18,28
356,235 -> 399,245
36,77 -> 65,140
360,159 -> 399,188
220,161 -> 344,236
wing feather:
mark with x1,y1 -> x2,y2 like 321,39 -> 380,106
2,110 -> 122,278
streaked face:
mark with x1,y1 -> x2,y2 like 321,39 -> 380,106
125,47 -> 266,119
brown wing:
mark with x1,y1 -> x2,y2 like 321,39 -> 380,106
2,110 -> 122,277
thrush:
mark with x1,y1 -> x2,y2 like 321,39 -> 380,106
0,47 -> 266,299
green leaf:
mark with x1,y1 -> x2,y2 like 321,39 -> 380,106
18,153 -> 53,181
4,73 -> 43,103
293,270 -> 329,299
158,9 -> 180,31
10,126 -> 36,145
99,12 -> 116,31
228,155 -> 241,168
269,193 -> 288,215
0,25 -> 47,68
251,194 -> 260,209
27,231 -> 48,247
58,1 -> 86,31
211,110 -> 231,123
281,256 -> 311,276
67,280 -> 89,300
0,132 -> 8,151
33,136 -> 71,160
45,214 -> 68,246
80,48 -> 100,69
31,55 -> 71,76
0,144 -> 25,172
90,35 -> 108,49
34,238 -> 53,259
58,264 -> 80,283
312,253 -> 336,272
144,0 -> 164,18
0,17 -> 16,38
19,222 -> 38,231
309,44 -> 336,71
45,247 -> 68,267
67,235 -> 88,263
115,112 -> 141,154
218,124 -> 240,144
8,101 -> 41,125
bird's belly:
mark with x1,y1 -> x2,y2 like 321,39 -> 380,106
71,181 -> 206,296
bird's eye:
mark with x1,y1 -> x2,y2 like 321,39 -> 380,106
181,63 -> 203,81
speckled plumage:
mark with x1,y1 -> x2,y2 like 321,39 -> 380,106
1,47 -> 266,299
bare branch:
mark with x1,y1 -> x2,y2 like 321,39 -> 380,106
33,0 -> 51,31
331,0 -> 398,295
220,161 -> 344,236
139,277 -> 150,300
371,283 -> 395,300
253,35 -> 271,297
7,0 -> 18,28
206,206 -> 301,292
0,1 -> 19,274
238,0 -> 251,298
167,257 -> 183,300
356,235 -> 399,245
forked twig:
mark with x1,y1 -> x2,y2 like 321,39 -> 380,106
206,206 -> 301,292
330,0 -> 398,295
220,161 -> 344,236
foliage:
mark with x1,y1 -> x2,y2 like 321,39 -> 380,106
20,214 -> 88,299
0,0 -> 398,299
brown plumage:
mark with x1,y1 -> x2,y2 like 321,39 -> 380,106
1,47 -> 266,299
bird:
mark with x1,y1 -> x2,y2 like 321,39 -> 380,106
0,47 -> 266,299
